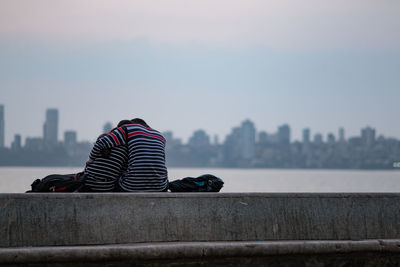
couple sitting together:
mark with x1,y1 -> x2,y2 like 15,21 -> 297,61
78,118 -> 168,192
31,118 -> 223,193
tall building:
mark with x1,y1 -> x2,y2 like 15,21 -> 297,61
339,127 -> 345,143
43,108 -> 59,146
302,128 -> 310,144
258,131 -> 268,145
188,129 -> 210,149
0,105 -> 4,148
162,131 -> 182,150
314,133 -> 323,145
241,119 -> 256,159
64,131 -> 77,147
223,126 -> 242,164
11,134 -> 21,150
327,133 -> 336,145
278,124 -> 290,145
361,126 -> 376,148
25,137 -> 44,151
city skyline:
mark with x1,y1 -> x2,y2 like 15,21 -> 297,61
0,106 -> 398,169
0,105 -> 394,148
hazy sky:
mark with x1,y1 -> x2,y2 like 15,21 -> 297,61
1,0 -> 399,146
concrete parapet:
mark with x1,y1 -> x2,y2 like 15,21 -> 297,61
1,193 -> 400,248
1,240 -> 400,266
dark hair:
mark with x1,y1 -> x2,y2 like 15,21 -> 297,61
131,118 -> 150,128
117,120 -> 132,127
105,120 -> 132,135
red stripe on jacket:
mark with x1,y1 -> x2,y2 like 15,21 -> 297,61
128,131 -> 165,143
110,133 -> 120,146
116,127 -> 127,140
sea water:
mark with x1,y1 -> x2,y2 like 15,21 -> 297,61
0,167 -> 399,193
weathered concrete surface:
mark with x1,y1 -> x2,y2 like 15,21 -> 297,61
1,193 -> 400,247
1,240 -> 400,266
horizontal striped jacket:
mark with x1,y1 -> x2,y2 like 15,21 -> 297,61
89,124 -> 168,192
84,145 -> 128,192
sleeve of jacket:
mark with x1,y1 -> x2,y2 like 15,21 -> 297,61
89,127 -> 127,160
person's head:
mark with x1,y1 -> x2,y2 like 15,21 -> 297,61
117,120 -> 132,127
131,118 -> 149,128
106,120 -> 131,134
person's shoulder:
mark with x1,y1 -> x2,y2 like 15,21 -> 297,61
125,124 -> 166,142
126,124 -> 161,133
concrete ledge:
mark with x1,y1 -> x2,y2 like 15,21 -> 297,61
2,193 -> 400,247
1,240 -> 400,265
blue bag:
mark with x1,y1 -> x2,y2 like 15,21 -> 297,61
168,174 -> 224,192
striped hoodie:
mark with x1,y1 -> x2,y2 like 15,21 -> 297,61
89,124 -> 168,191
84,145 -> 128,192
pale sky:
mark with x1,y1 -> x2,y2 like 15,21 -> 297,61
1,0 -> 399,146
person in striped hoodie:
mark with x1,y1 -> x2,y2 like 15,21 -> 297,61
89,118 -> 168,192
32,120 -> 131,192
80,120 -> 131,192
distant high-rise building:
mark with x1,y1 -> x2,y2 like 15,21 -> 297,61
189,130 -> 210,148
314,133 -> 323,145
11,134 -> 21,150
361,126 -> 376,148
25,137 -> 44,151
241,119 -> 256,159
64,131 -> 77,147
258,131 -> 268,145
278,124 -> 290,145
223,126 -> 242,163
339,127 -> 345,142
302,128 -> 310,144
162,131 -> 182,150
43,108 -> 58,146
327,133 -> 336,145
266,133 -> 279,144
0,105 -> 4,148
301,128 -> 311,155
103,122 -> 113,133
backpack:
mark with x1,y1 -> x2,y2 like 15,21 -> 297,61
28,173 -> 85,192
168,174 -> 224,192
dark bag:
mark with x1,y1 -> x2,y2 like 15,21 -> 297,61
168,174 -> 224,192
28,172 -> 85,192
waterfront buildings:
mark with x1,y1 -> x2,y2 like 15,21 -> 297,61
361,126 -> 376,149
0,110 -> 399,169
241,120 -> 256,160
43,108 -> 59,146
0,105 -> 4,148
11,134 -> 21,150
278,124 -> 290,145
64,131 -> 77,147
302,128 -> 311,144
339,127 -> 345,143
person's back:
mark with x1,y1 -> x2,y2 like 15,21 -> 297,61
29,141 -> 128,193
89,119 -> 168,192
83,145 -> 128,192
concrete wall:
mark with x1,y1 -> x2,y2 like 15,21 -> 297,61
2,240 -> 400,266
1,193 -> 400,248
